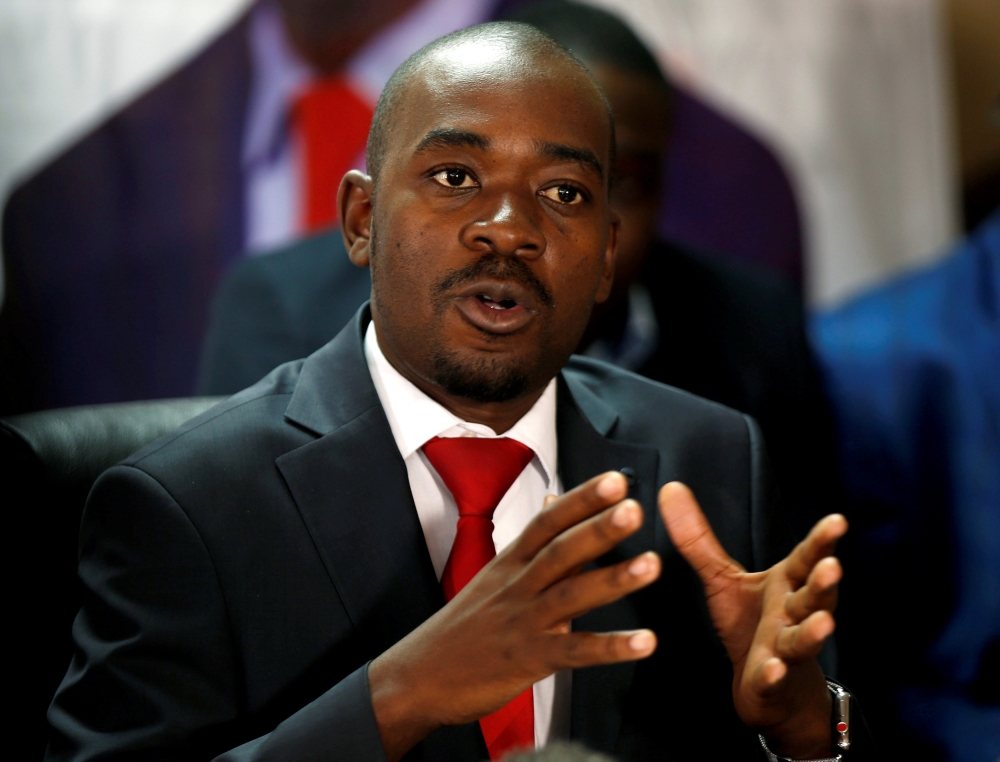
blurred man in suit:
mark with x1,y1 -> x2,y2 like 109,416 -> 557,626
48,22 -> 865,761
199,2 -> 838,538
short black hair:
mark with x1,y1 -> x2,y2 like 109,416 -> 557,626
502,1 -> 670,90
365,20 -> 613,185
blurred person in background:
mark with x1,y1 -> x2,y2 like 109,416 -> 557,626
812,209 -> 1000,762
199,1 -> 838,540
1,0 -> 803,416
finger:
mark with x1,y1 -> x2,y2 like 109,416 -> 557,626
774,610 -> 836,662
658,482 -> 742,593
546,628 -> 657,671
520,498 -> 646,590
539,551 -> 661,625
785,557 -> 841,622
543,494 -> 558,508
749,656 -> 789,698
512,472 -> 629,560
785,514 -> 848,586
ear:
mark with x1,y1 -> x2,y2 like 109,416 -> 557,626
338,169 -> 375,268
593,215 -> 619,305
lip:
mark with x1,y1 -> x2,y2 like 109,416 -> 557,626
451,280 -> 540,335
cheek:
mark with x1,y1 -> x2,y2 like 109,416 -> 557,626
549,245 -> 610,314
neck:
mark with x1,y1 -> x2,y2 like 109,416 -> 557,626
374,328 -> 547,436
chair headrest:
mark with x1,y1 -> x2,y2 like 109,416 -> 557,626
1,397 -> 224,511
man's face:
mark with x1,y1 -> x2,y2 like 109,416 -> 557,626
363,47 -> 616,404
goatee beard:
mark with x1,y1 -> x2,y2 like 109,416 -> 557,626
430,348 -> 532,404
427,254 -> 551,403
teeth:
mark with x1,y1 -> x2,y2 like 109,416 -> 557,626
476,293 -> 515,310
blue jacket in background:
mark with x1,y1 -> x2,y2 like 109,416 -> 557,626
812,212 -> 1000,761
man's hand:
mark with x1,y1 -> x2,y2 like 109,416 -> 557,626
659,482 -> 847,759
369,472 -> 661,761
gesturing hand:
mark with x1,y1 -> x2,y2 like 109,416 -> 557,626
658,482 -> 847,759
370,471 -> 661,761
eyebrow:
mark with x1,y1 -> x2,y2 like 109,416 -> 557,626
414,128 -> 490,155
536,141 -> 604,181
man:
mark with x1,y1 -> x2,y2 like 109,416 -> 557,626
49,23 -> 861,761
198,2 -> 837,538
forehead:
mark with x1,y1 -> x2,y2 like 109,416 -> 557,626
390,41 -> 612,164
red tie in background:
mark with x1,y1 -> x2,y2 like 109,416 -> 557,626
293,77 -> 374,232
422,436 -> 537,760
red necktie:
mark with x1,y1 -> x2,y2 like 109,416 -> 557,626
293,77 -> 373,232
422,436 -> 537,760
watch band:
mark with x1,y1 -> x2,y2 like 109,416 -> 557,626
757,736 -> 842,762
757,681 -> 852,761
827,680 -> 852,753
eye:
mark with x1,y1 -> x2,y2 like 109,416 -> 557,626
431,168 -> 477,188
540,184 -> 584,205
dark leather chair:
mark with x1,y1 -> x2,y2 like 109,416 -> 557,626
1,397 -> 223,759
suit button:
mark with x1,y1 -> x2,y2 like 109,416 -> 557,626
619,467 -> 636,486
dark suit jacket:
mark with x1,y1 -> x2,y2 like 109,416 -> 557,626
197,233 -> 838,538
49,305 -> 797,761
634,241 -> 842,537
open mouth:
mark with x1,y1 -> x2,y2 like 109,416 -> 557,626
452,281 -> 538,335
476,294 -> 520,311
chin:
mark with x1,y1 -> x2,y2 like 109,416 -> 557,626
430,348 -> 534,404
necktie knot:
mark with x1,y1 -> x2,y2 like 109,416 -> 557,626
422,436 -> 535,520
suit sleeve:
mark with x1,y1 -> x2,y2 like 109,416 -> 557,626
46,465 -> 386,762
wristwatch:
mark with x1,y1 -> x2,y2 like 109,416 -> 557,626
758,681 -> 852,762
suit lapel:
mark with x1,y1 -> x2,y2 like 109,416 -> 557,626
277,404 -> 443,651
558,372 -> 659,755
276,308 -> 487,759
277,315 -> 657,757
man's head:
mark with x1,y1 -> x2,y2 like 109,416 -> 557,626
339,22 -> 617,423
506,2 -> 673,310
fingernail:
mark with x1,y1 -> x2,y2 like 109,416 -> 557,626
597,473 -> 625,500
629,631 -> 655,653
612,502 -> 639,527
628,554 -> 652,576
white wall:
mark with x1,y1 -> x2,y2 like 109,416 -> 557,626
590,0 -> 960,306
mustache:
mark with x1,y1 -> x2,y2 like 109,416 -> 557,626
434,255 -> 553,307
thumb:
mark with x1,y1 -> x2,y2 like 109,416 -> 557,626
659,482 -> 742,592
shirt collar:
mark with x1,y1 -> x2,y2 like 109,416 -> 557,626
364,320 -> 559,489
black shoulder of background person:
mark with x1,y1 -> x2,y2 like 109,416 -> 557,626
196,228 -> 372,396
638,238 -> 843,540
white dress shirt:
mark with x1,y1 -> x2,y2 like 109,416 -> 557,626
364,321 -> 570,747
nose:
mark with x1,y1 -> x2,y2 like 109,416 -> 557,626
461,191 -> 546,260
